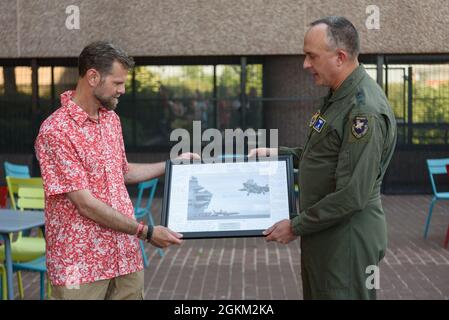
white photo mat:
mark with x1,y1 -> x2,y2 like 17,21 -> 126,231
162,156 -> 295,238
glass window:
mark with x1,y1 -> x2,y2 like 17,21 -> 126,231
363,64 -> 378,82
217,65 -> 241,130
215,64 -> 263,131
245,64 -> 263,130
53,67 -> 78,98
147,65 -> 213,137
117,64 -> 263,148
37,66 -> 78,129
385,64 -> 449,145
0,66 -> 33,151
119,65 -> 215,147
0,60 -> 264,151
38,66 -> 52,112
361,62 -> 449,145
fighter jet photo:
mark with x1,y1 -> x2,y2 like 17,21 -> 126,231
239,179 -> 269,196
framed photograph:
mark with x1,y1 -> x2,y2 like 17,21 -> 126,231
161,155 -> 296,239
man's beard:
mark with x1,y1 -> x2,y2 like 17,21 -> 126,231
94,90 -> 119,111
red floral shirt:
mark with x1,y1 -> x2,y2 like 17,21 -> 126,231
35,90 -> 143,286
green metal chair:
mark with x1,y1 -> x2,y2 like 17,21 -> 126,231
5,177 -> 43,211
0,265 -> 6,300
134,179 -> 163,267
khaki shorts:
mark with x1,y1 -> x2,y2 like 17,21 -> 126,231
51,270 -> 144,300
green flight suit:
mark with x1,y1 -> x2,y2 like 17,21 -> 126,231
281,65 -> 397,299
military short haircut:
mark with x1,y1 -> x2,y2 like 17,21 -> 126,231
78,41 -> 135,77
310,16 -> 360,58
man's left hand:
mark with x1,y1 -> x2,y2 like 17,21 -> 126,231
263,219 -> 298,244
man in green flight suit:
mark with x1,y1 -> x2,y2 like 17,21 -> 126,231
250,16 -> 397,299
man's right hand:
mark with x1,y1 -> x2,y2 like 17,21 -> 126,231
149,226 -> 183,248
248,147 -> 278,158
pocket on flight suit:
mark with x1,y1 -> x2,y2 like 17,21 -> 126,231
335,150 -> 351,190
307,125 -> 338,150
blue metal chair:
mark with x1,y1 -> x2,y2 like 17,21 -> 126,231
134,179 -> 163,267
424,158 -> 449,239
4,161 -> 31,178
2,163 -> 33,298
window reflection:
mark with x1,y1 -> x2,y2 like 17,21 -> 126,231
53,67 -> 78,98
122,64 -> 262,147
0,62 -> 264,151
0,66 -> 33,151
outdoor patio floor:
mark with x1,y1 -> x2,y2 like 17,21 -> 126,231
10,195 -> 449,300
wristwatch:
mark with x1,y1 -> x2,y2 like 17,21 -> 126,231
146,224 -> 154,242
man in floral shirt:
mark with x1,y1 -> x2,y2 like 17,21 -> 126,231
35,41 -> 197,299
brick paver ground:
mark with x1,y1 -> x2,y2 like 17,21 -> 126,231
10,195 -> 449,300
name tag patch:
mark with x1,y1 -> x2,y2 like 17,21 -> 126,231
313,116 -> 326,133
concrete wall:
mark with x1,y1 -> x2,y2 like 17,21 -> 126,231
0,0 -> 448,58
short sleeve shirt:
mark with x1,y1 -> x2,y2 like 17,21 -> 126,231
35,90 -> 143,286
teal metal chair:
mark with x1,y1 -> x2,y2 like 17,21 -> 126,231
134,179 -> 163,267
2,165 -> 38,298
444,164 -> 449,249
424,158 -> 449,239
4,161 -> 31,178
13,256 -> 48,300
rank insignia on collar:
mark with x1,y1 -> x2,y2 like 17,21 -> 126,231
351,116 -> 369,138
309,111 -> 320,127
313,116 -> 326,133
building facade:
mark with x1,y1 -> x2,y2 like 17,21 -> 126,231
1,0 -> 448,192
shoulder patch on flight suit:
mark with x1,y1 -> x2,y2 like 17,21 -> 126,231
351,116 -> 369,139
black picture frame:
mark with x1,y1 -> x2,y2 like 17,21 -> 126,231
161,155 -> 296,239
